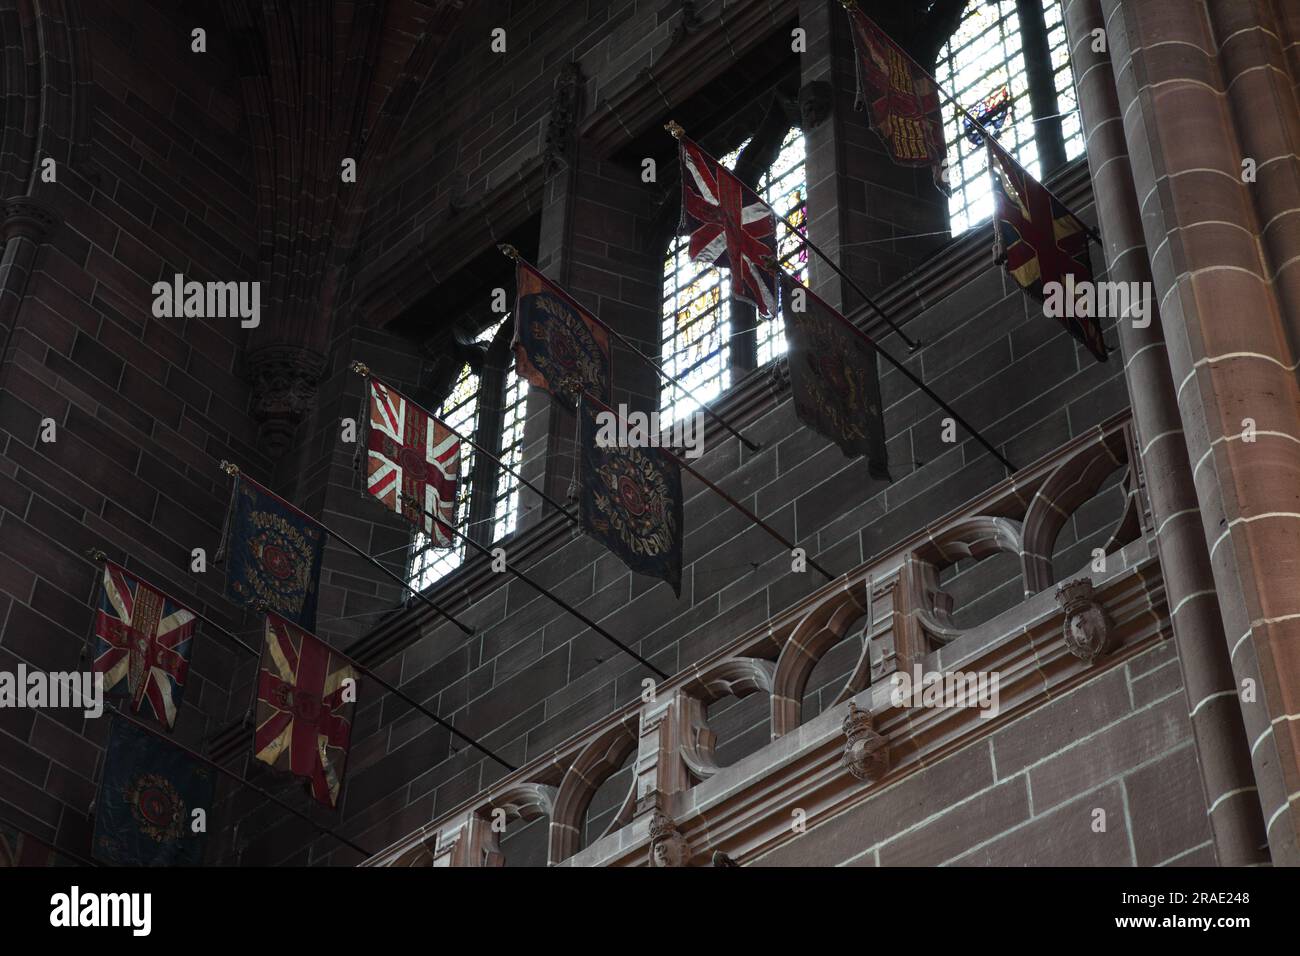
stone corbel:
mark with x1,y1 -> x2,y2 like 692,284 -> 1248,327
648,809 -> 691,867
797,80 -> 832,130
1056,578 -> 1116,664
841,701 -> 889,783
245,345 -> 328,458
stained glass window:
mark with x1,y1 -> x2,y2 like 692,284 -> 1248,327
936,0 -> 1082,235
660,126 -> 808,420
409,321 -> 525,590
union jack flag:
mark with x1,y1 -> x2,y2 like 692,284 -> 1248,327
364,378 -> 460,547
93,562 -> 195,730
254,613 -> 356,808
986,137 -> 1106,362
676,135 -> 778,317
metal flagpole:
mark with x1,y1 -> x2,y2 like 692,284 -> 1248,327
668,445 -> 840,584
107,705 -> 375,858
576,391 -> 840,581
664,127 -> 1018,474
781,271 -> 1018,473
349,362 -> 580,526
665,120 -> 924,353
217,462 -> 475,637
400,493 -> 670,681
498,244 -> 763,453
83,548 -> 515,772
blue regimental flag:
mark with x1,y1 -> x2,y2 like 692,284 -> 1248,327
92,716 -> 216,866
219,474 -> 326,630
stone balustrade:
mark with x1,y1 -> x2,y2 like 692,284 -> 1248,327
363,410 -> 1170,867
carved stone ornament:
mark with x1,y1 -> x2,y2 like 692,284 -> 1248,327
543,61 -> 583,176
1055,578 -> 1116,664
841,701 -> 889,783
797,80 -> 832,130
648,810 -> 691,868
246,345 -> 328,458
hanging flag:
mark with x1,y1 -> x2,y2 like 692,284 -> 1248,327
843,2 -> 950,195
512,262 -> 612,407
986,138 -> 1107,362
963,86 -> 1011,146
362,377 -> 460,547
778,274 -> 891,480
254,613 -> 356,808
577,395 -> 683,597
218,474 -> 326,630
91,716 -> 216,866
93,561 -> 196,730
675,133 -> 779,316
0,822 -> 57,867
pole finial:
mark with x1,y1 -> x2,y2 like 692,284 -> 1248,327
219,460 -> 241,477
664,120 -> 685,140
498,243 -> 520,261
84,547 -> 108,563
350,361 -> 370,377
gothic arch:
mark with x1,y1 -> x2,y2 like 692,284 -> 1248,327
771,581 -> 868,737
1021,427 -> 1129,593
547,714 -> 638,865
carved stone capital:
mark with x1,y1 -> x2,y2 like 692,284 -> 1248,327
648,810 -> 691,867
2,196 -> 59,243
1056,578 -> 1116,664
246,345 -> 328,458
798,80 -> 832,130
841,701 -> 889,782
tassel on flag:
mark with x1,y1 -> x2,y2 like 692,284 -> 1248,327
672,125 -> 779,317
842,1 -> 950,196
986,137 -> 1107,362
362,377 -> 460,547
93,560 -> 197,730
254,613 -> 357,809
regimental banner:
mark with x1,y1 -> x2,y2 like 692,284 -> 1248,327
219,475 -> 326,630
93,562 -> 196,730
91,716 -> 216,867
986,138 -> 1106,362
0,821 -> 58,867
512,262 -> 612,407
844,3 -> 950,195
676,134 -> 779,316
779,274 -> 891,480
254,614 -> 356,808
577,395 -> 683,597
363,378 -> 460,547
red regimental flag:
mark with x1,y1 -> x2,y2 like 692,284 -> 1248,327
365,378 -> 460,547
254,614 -> 356,808
844,3 -> 950,195
94,562 -> 195,729
677,137 -> 779,317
